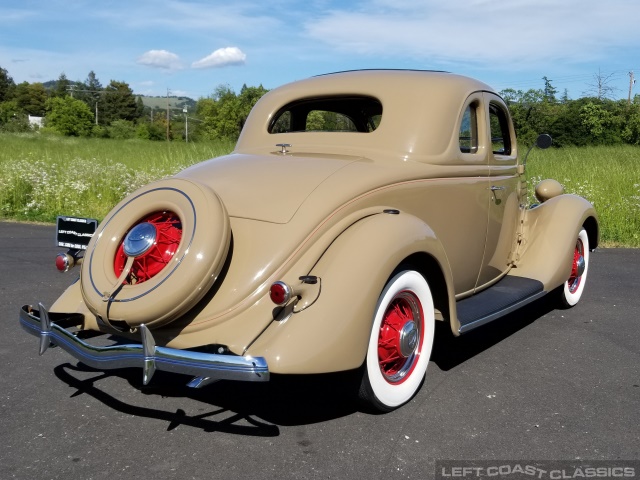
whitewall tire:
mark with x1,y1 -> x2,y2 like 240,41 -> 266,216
559,228 -> 589,308
359,270 -> 435,412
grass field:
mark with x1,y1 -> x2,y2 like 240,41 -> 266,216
527,145 -> 640,247
0,133 -> 234,223
1,133 -> 638,246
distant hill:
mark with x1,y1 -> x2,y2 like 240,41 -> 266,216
39,80 -> 197,111
138,96 -> 197,111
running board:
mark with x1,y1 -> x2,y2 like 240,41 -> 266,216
457,276 -> 546,334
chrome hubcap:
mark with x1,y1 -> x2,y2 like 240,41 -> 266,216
574,255 -> 585,277
123,222 -> 157,257
399,321 -> 418,357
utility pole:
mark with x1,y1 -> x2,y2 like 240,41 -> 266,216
166,88 -> 171,141
183,106 -> 188,142
629,71 -> 636,105
95,101 -> 98,125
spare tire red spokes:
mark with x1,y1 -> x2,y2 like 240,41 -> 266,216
114,211 -> 182,284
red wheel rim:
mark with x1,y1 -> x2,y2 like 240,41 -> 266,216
377,291 -> 424,384
114,211 -> 182,284
567,237 -> 584,294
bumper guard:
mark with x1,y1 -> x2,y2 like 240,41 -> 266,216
19,304 -> 269,386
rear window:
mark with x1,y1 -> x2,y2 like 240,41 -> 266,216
270,96 -> 382,133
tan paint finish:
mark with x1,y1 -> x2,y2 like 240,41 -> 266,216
47,70 -> 598,374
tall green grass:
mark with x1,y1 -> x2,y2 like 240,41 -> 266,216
0,133 -> 234,222
1,133 -> 638,246
527,145 -> 640,247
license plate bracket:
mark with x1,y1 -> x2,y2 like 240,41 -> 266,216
56,216 -> 98,250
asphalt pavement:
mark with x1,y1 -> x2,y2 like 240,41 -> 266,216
1,221 -> 638,480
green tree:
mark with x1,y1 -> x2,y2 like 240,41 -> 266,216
135,96 -> 145,118
196,83 -> 268,140
0,66 -> 16,102
45,96 -> 94,136
77,71 -> 103,118
542,76 -> 557,103
580,102 -> 614,141
101,80 -> 138,125
54,72 -> 71,98
0,100 -> 30,132
622,107 -> 640,145
14,82 -> 48,116
196,85 -> 238,139
237,84 -> 268,130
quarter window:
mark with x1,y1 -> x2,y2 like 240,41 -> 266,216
489,103 -> 512,155
459,103 -> 478,153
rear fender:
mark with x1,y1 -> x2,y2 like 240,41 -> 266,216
513,194 -> 599,290
245,211 -> 453,374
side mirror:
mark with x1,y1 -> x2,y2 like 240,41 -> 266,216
522,133 -> 552,169
536,133 -> 552,150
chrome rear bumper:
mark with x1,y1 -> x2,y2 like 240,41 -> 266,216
19,304 -> 269,386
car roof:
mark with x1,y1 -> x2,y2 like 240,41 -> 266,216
236,70 -> 498,159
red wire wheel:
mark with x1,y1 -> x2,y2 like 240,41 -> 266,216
113,211 -> 182,285
560,228 -> 590,307
81,178 -> 230,328
360,270 -> 435,411
377,291 -> 423,383
567,236 -> 585,294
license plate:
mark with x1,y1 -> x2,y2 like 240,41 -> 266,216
56,216 -> 98,250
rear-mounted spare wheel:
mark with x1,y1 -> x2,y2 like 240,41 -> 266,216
80,178 -> 230,329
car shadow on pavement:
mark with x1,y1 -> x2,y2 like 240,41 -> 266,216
52,294 -> 557,431
430,294 -> 558,371
53,362 -> 362,431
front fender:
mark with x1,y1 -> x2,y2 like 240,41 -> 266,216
512,194 -> 599,290
245,210 -> 453,374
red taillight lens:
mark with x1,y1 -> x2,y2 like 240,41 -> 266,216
55,253 -> 71,272
269,281 -> 291,306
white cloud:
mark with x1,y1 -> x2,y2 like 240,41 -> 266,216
137,50 -> 183,70
191,47 -> 247,69
304,0 -> 640,68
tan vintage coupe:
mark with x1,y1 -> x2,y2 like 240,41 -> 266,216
20,70 -> 598,411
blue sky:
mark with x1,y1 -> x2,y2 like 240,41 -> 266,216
1,0 -> 639,100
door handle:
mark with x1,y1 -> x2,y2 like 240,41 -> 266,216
490,186 -> 505,191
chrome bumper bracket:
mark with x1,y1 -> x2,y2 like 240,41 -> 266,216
38,302 -> 52,355
140,324 -> 157,385
19,304 -> 270,385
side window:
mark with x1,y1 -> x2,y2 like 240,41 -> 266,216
489,103 -> 512,155
459,103 -> 478,153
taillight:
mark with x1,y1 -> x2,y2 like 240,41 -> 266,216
269,281 -> 292,306
55,253 -> 73,272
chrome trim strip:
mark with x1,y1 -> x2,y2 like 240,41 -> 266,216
19,305 -> 269,384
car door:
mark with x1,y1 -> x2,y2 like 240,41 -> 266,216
440,93 -> 492,296
474,93 -> 521,288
